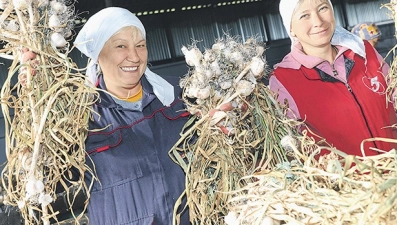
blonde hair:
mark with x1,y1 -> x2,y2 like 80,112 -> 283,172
112,26 -> 145,41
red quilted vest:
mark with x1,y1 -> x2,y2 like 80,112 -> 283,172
273,42 -> 397,156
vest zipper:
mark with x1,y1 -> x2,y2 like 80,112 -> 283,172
345,81 -> 378,151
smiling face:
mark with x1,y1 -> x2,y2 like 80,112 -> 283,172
290,0 -> 335,54
98,26 -> 148,98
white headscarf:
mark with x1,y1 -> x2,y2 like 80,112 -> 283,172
279,0 -> 365,58
74,7 -> 175,106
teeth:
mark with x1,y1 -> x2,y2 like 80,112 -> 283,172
121,67 -> 138,71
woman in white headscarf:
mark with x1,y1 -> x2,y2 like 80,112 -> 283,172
73,7 -> 190,225
269,0 -> 397,156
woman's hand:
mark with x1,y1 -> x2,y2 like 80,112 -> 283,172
209,101 -> 248,135
18,48 -> 38,86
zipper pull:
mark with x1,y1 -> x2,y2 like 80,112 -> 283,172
332,64 -> 338,76
345,83 -> 352,92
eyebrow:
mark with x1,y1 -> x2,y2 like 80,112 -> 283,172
110,37 -> 145,43
295,2 -> 328,15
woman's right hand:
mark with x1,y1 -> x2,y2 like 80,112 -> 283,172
209,101 -> 248,136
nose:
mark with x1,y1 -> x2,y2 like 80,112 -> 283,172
127,47 -> 140,63
311,12 -> 324,27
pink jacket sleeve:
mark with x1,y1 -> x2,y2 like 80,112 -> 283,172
268,74 -> 301,121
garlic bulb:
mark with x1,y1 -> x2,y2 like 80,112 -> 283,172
224,211 -> 239,225
13,0 -> 32,10
194,71 -> 207,84
50,0 -> 67,14
6,20 -> 19,31
212,42 -> 225,52
17,200 -> 26,209
26,177 -> 45,197
236,80 -> 254,96
256,45 -> 265,56
280,135 -> 297,153
185,86 -> 198,98
204,69 -> 213,79
38,193 -> 53,206
196,86 -> 211,99
181,46 -> 202,67
218,75 -> 232,90
48,14 -> 61,28
213,90 -> 223,101
203,50 -> 216,62
226,40 -> 238,49
50,32 -> 67,47
229,51 -> 243,65
250,56 -> 265,78
210,61 -> 222,76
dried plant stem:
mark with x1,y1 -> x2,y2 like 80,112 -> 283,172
233,65 -> 250,83
0,3 -> 14,24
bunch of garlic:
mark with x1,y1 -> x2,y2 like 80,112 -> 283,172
180,36 -> 267,116
17,176 -> 53,211
48,0 -> 74,47
0,0 -> 74,47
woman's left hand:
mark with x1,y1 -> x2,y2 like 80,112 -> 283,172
19,48 -> 38,86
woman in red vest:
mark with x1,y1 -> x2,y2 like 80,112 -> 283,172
269,0 -> 397,156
